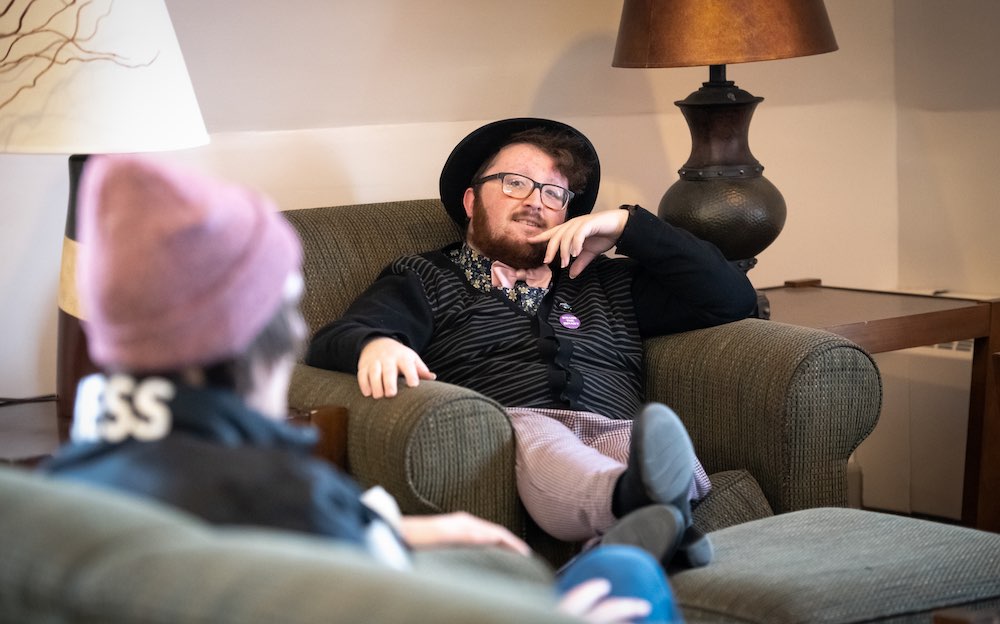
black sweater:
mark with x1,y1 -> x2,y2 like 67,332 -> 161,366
307,206 -> 756,420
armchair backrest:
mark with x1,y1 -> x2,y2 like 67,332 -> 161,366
283,200 -> 463,336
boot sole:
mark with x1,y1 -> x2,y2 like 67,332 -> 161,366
601,503 -> 686,566
633,403 -> 695,507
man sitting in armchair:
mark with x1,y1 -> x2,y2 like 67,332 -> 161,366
306,118 -> 758,569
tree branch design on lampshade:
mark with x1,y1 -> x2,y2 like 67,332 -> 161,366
613,0 -> 837,280
0,0 -> 208,424
0,0 -> 207,153
0,0 -> 159,111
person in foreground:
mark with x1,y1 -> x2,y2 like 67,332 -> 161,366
39,155 -> 683,623
306,118 -> 758,569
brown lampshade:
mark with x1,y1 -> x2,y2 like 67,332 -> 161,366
613,0 -> 838,68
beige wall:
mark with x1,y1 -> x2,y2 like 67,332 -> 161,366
1,1 -> 994,396
895,0 -> 1000,295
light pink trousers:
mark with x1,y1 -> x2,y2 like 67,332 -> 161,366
507,407 -> 712,542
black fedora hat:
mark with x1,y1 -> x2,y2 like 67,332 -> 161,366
438,117 -> 601,226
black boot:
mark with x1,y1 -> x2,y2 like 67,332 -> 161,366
671,525 -> 715,570
600,503 -> 686,567
612,403 -> 695,518
666,490 -> 714,569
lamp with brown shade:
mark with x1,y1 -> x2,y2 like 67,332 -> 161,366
613,0 -> 838,315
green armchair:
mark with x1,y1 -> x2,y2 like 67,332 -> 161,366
284,199 -> 882,557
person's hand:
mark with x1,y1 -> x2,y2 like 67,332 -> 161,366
528,209 -> 629,278
398,512 -> 532,556
556,578 -> 652,624
357,337 -> 435,399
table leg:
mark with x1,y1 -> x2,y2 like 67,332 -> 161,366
963,300 -> 1000,532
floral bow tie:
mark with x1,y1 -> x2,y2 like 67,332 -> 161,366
490,260 -> 552,289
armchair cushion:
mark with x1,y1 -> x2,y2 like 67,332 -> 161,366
691,469 -> 773,534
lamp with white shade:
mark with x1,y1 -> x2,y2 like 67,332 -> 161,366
0,0 -> 208,424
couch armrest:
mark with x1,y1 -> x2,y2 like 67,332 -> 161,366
0,468 -> 570,624
289,364 -> 523,534
643,318 -> 882,514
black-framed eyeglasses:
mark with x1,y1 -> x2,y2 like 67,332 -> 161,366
473,172 -> 575,211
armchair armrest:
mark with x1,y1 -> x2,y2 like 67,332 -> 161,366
288,364 -> 524,534
643,318 -> 882,514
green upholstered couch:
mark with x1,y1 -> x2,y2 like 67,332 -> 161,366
0,466 -> 571,624
284,199 -> 884,553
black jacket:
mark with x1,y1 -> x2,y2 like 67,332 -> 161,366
41,377 -> 376,545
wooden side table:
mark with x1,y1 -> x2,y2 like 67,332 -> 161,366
762,281 -> 1000,533
288,405 -> 350,471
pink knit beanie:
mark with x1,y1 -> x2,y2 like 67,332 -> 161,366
76,155 -> 302,372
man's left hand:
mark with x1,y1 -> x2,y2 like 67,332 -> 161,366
528,209 -> 629,278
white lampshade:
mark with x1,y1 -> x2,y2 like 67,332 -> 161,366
0,0 -> 208,154
0,0 -> 208,424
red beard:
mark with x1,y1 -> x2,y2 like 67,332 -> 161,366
467,195 -> 547,269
